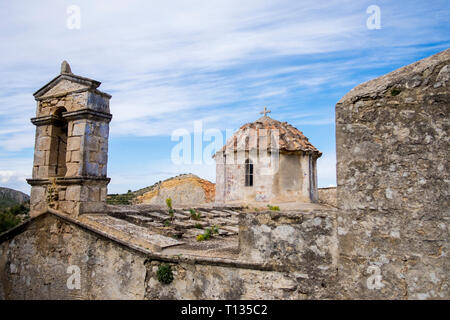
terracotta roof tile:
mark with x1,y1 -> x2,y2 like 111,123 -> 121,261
217,116 -> 321,157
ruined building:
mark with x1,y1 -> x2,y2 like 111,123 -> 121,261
214,110 -> 321,205
0,49 -> 448,299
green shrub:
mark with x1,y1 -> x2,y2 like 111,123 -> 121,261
0,211 -> 21,234
5,203 -> 29,216
196,226 -> 219,241
165,198 -> 172,210
196,234 -> 206,241
189,208 -> 201,220
106,193 -> 134,205
390,87 -> 401,96
267,205 -> 280,211
156,264 -> 174,284
194,223 -> 203,229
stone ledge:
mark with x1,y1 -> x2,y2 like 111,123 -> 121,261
62,109 -> 112,122
30,115 -> 65,126
27,176 -> 110,186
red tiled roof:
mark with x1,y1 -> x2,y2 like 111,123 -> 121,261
217,116 -> 321,156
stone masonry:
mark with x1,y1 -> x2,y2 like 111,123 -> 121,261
27,61 -> 112,217
0,50 -> 448,299
335,48 -> 449,299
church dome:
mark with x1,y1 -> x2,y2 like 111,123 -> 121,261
217,115 -> 322,157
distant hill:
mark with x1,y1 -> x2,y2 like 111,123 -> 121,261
107,174 -> 215,206
0,187 -> 30,209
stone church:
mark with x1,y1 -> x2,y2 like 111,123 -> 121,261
214,109 -> 321,205
0,49 -> 448,300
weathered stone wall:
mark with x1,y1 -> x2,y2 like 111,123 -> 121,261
145,261 -> 323,300
318,187 -> 337,207
2,51 -> 449,300
336,49 -> 449,213
0,212 -> 339,300
237,210 -> 339,298
335,49 -> 449,299
0,214 -> 146,299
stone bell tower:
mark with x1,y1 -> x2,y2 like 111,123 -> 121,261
27,61 -> 112,217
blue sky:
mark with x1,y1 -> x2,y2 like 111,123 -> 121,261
0,0 -> 449,194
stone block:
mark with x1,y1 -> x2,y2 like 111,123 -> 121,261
80,201 -> 106,213
67,136 -> 81,151
33,150 -> 46,166
85,162 -> 99,176
37,166 -> 49,178
70,150 -> 81,162
65,185 -> 81,201
59,200 -> 77,214
65,163 -> 80,177
58,190 -> 66,201
100,187 -> 107,202
85,136 -> 100,152
37,136 -> 51,151
88,187 -> 100,202
29,186 -> 47,217
71,121 -> 86,136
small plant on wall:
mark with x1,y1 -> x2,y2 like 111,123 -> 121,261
196,225 -> 219,241
157,263 -> 174,285
189,208 -> 201,220
267,204 -> 280,211
46,178 -> 59,208
166,198 -> 174,220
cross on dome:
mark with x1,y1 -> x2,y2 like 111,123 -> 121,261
259,106 -> 271,117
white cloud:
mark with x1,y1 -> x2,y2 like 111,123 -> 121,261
317,152 -> 337,188
0,0 -> 448,193
0,158 -> 32,194
1,1 -> 447,142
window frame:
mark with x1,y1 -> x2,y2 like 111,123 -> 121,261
245,159 -> 254,187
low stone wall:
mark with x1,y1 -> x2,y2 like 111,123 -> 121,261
0,214 -> 146,299
237,210 -> 339,298
318,187 -> 337,207
1,207 -> 448,299
0,210 -> 341,299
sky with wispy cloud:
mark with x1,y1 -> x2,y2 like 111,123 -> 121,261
0,0 -> 449,194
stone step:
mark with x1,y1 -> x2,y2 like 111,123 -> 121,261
174,212 -> 190,220
220,225 -> 239,234
207,217 -> 238,226
210,210 -> 231,217
145,211 -> 170,221
222,209 -> 241,216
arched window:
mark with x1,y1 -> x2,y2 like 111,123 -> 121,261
245,159 -> 253,187
51,107 -> 68,177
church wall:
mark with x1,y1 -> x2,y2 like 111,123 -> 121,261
217,151 -> 318,205
214,153 -> 225,203
271,153 -> 311,203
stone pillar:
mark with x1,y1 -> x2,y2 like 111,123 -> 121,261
27,61 -> 112,217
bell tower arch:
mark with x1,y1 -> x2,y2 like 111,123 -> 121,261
27,61 -> 112,217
